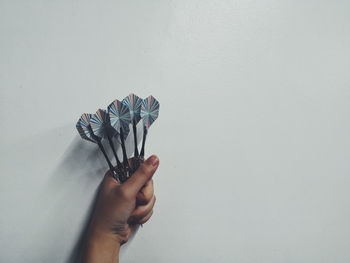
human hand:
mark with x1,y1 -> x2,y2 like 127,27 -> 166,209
81,155 -> 159,263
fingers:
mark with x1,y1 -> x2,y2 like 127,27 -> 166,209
136,179 -> 154,205
128,195 -> 156,224
139,210 -> 154,224
121,155 -> 159,196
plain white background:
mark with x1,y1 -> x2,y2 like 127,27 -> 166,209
1,0 -> 349,262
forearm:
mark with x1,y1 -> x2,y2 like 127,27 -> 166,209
81,232 -> 121,263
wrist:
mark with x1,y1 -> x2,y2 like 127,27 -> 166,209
82,230 -> 121,263
88,220 -> 128,245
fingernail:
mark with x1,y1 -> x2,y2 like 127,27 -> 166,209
146,155 -> 159,167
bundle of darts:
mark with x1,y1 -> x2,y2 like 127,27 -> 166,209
76,94 -> 160,183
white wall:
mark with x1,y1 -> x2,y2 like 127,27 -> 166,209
1,1 -> 350,262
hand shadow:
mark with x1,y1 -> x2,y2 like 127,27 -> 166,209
44,129 -> 143,263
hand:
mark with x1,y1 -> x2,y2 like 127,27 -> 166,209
81,155 -> 159,263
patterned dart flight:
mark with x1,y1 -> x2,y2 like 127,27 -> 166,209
90,109 -> 123,179
76,113 -> 118,181
140,95 -> 160,159
108,99 -> 132,179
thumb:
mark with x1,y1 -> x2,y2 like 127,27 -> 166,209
121,155 -> 159,195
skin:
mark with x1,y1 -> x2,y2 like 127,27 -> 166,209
81,155 -> 159,263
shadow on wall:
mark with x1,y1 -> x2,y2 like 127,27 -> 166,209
39,126 -> 140,262
41,134 -> 108,263
54,137 -> 105,263
59,137 -> 139,262
0,124 -> 141,262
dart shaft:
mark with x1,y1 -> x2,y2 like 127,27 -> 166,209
107,135 -> 122,167
120,129 -> 130,172
140,125 -> 148,158
88,125 -> 115,173
97,140 -> 116,176
133,120 -> 139,157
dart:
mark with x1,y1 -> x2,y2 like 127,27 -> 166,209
122,93 -> 143,172
76,94 -> 160,183
139,95 -> 160,159
90,109 -> 123,176
108,99 -> 132,180
76,113 -> 119,181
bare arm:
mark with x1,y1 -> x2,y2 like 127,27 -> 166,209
81,155 -> 159,263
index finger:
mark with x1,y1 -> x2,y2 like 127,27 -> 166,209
136,179 -> 154,205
